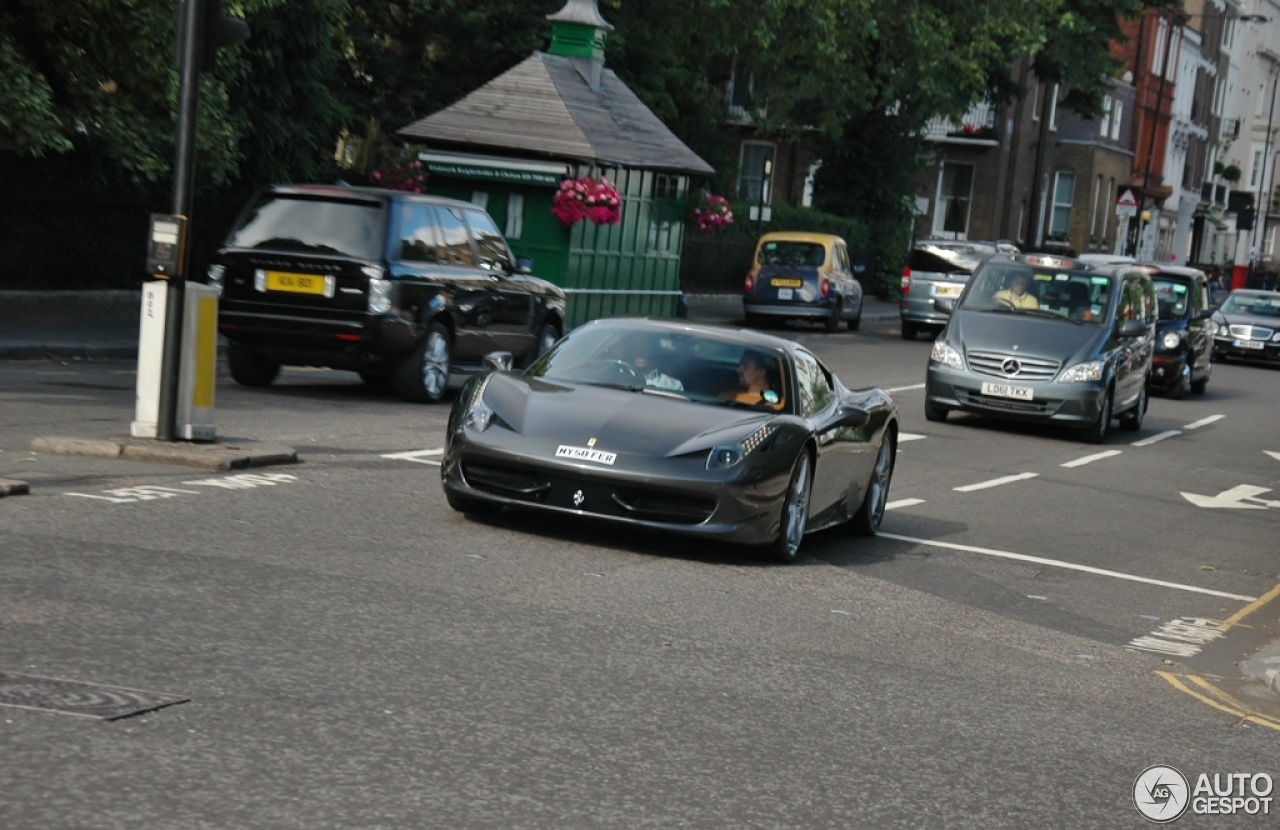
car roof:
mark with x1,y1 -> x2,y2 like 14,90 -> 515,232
1077,253 -> 1135,264
270,183 -> 475,210
756,232 -> 844,246
1134,263 -> 1205,278
987,253 -> 1131,275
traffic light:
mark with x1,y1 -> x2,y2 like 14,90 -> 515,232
175,0 -> 250,74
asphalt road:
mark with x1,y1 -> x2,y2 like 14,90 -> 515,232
2,319 -> 1279,828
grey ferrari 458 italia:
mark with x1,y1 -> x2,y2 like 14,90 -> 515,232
441,317 -> 898,561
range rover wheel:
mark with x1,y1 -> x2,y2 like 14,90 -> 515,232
395,321 -> 452,403
227,342 -> 280,387
1083,391 -> 1112,444
1119,386 -> 1146,432
901,320 -> 918,340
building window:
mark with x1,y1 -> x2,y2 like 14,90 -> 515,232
729,59 -> 753,113
470,191 -> 489,209
1250,146 -> 1265,189
737,142 -> 775,202
933,162 -> 974,237
1110,101 -> 1123,140
1100,96 -> 1113,137
504,193 -> 524,239
1048,171 -> 1076,238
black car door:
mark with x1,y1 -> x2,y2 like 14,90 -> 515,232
1190,276 -> 1212,369
464,208 -> 536,357
435,205 -> 505,361
794,349 -> 865,517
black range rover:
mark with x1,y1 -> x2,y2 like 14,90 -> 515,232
211,185 -> 566,402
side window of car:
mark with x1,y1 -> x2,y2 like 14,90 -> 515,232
1138,278 -> 1157,325
1117,278 -> 1135,322
396,203 -> 441,263
436,207 -> 476,267
464,209 -> 513,273
794,349 -> 833,417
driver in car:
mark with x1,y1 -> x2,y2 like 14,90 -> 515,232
994,273 -> 1040,311
620,335 -> 683,391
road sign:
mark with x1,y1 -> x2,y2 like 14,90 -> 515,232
1181,484 -> 1280,509
1116,186 -> 1138,217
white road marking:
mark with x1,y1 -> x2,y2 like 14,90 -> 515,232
898,433 -> 927,443
1181,484 -> 1280,510
886,383 -> 926,393
1265,450 -> 1280,463
1183,414 -> 1224,430
381,448 -> 444,466
878,533 -> 1258,601
1061,450 -> 1123,468
953,472 -> 1038,492
1131,430 -> 1180,447
885,498 -> 925,511
1128,617 -> 1224,657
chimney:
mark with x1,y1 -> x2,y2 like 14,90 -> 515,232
547,0 -> 614,91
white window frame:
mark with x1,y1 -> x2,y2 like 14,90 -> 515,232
504,193 -> 524,239
1048,171 -> 1076,238
1100,95 -> 1113,137
1110,101 -> 1123,140
1250,145 -> 1265,189
736,141 -> 775,203
932,161 -> 975,237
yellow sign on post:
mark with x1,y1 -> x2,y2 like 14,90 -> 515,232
178,284 -> 219,441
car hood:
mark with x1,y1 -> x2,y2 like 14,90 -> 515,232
950,310 -> 1105,363
484,372 -> 775,457
1215,311 -> 1279,329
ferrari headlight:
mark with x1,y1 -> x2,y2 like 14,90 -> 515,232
1057,360 -> 1104,383
462,376 -> 495,431
1160,331 -> 1182,350
930,341 -> 963,369
707,425 -> 777,470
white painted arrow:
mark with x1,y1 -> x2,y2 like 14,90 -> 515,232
1181,484 -> 1280,509
1266,451 -> 1280,463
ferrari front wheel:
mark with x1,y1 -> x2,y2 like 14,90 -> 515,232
770,451 -> 812,563
852,434 -> 895,536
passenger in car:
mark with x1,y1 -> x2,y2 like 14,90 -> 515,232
722,350 -> 784,409
620,335 -> 683,391
1066,282 -> 1095,322
994,273 -> 1039,311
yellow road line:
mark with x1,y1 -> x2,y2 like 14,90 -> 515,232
1156,671 -> 1280,731
1221,581 -> 1280,630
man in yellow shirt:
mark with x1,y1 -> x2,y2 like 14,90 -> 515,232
994,273 -> 1039,310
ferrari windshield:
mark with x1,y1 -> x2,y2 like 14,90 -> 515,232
527,326 -> 791,412
959,263 -> 1113,324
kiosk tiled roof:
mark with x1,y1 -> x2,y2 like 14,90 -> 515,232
398,52 -> 714,177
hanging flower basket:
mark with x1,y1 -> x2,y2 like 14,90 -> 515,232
551,176 -> 622,227
369,158 -> 429,193
690,194 -> 734,233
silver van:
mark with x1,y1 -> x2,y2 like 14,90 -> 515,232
924,254 -> 1155,443
900,239 -> 1017,339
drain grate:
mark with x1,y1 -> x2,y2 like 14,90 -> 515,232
0,671 -> 189,720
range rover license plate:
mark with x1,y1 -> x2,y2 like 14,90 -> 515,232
980,382 -> 1034,400
1233,339 -> 1265,350
264,271 -> 331,296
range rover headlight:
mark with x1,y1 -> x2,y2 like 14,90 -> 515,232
1160,331 -> 1182,350
364,266 -> 393,314
929,340 -> 964,369
1216,323 -> 1230,337
707,424 -> 777,470
1057,361 -> 1104,383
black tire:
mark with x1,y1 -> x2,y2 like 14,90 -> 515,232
394,321 -> 452,403
770,451 -> 813,563
901,320 -> 918,340
1119,386 -> 1146,432
824,304 -> 842,332
1082,390 -> 1112,444
358,370 -> 393,390
227,342 -> 280,388
1167,367 -> 1189,400
445,488 -> 502,517
848,310 -> 862,332
1190,363 -> 1209,395
851,434 -> 895,536
924,400 -> 949,422
532,321 -> 561,363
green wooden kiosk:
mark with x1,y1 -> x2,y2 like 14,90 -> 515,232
398,0 -> 714,328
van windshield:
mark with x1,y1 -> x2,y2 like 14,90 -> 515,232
1152,277 -> 1193,320
960,264 -> 1112,325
